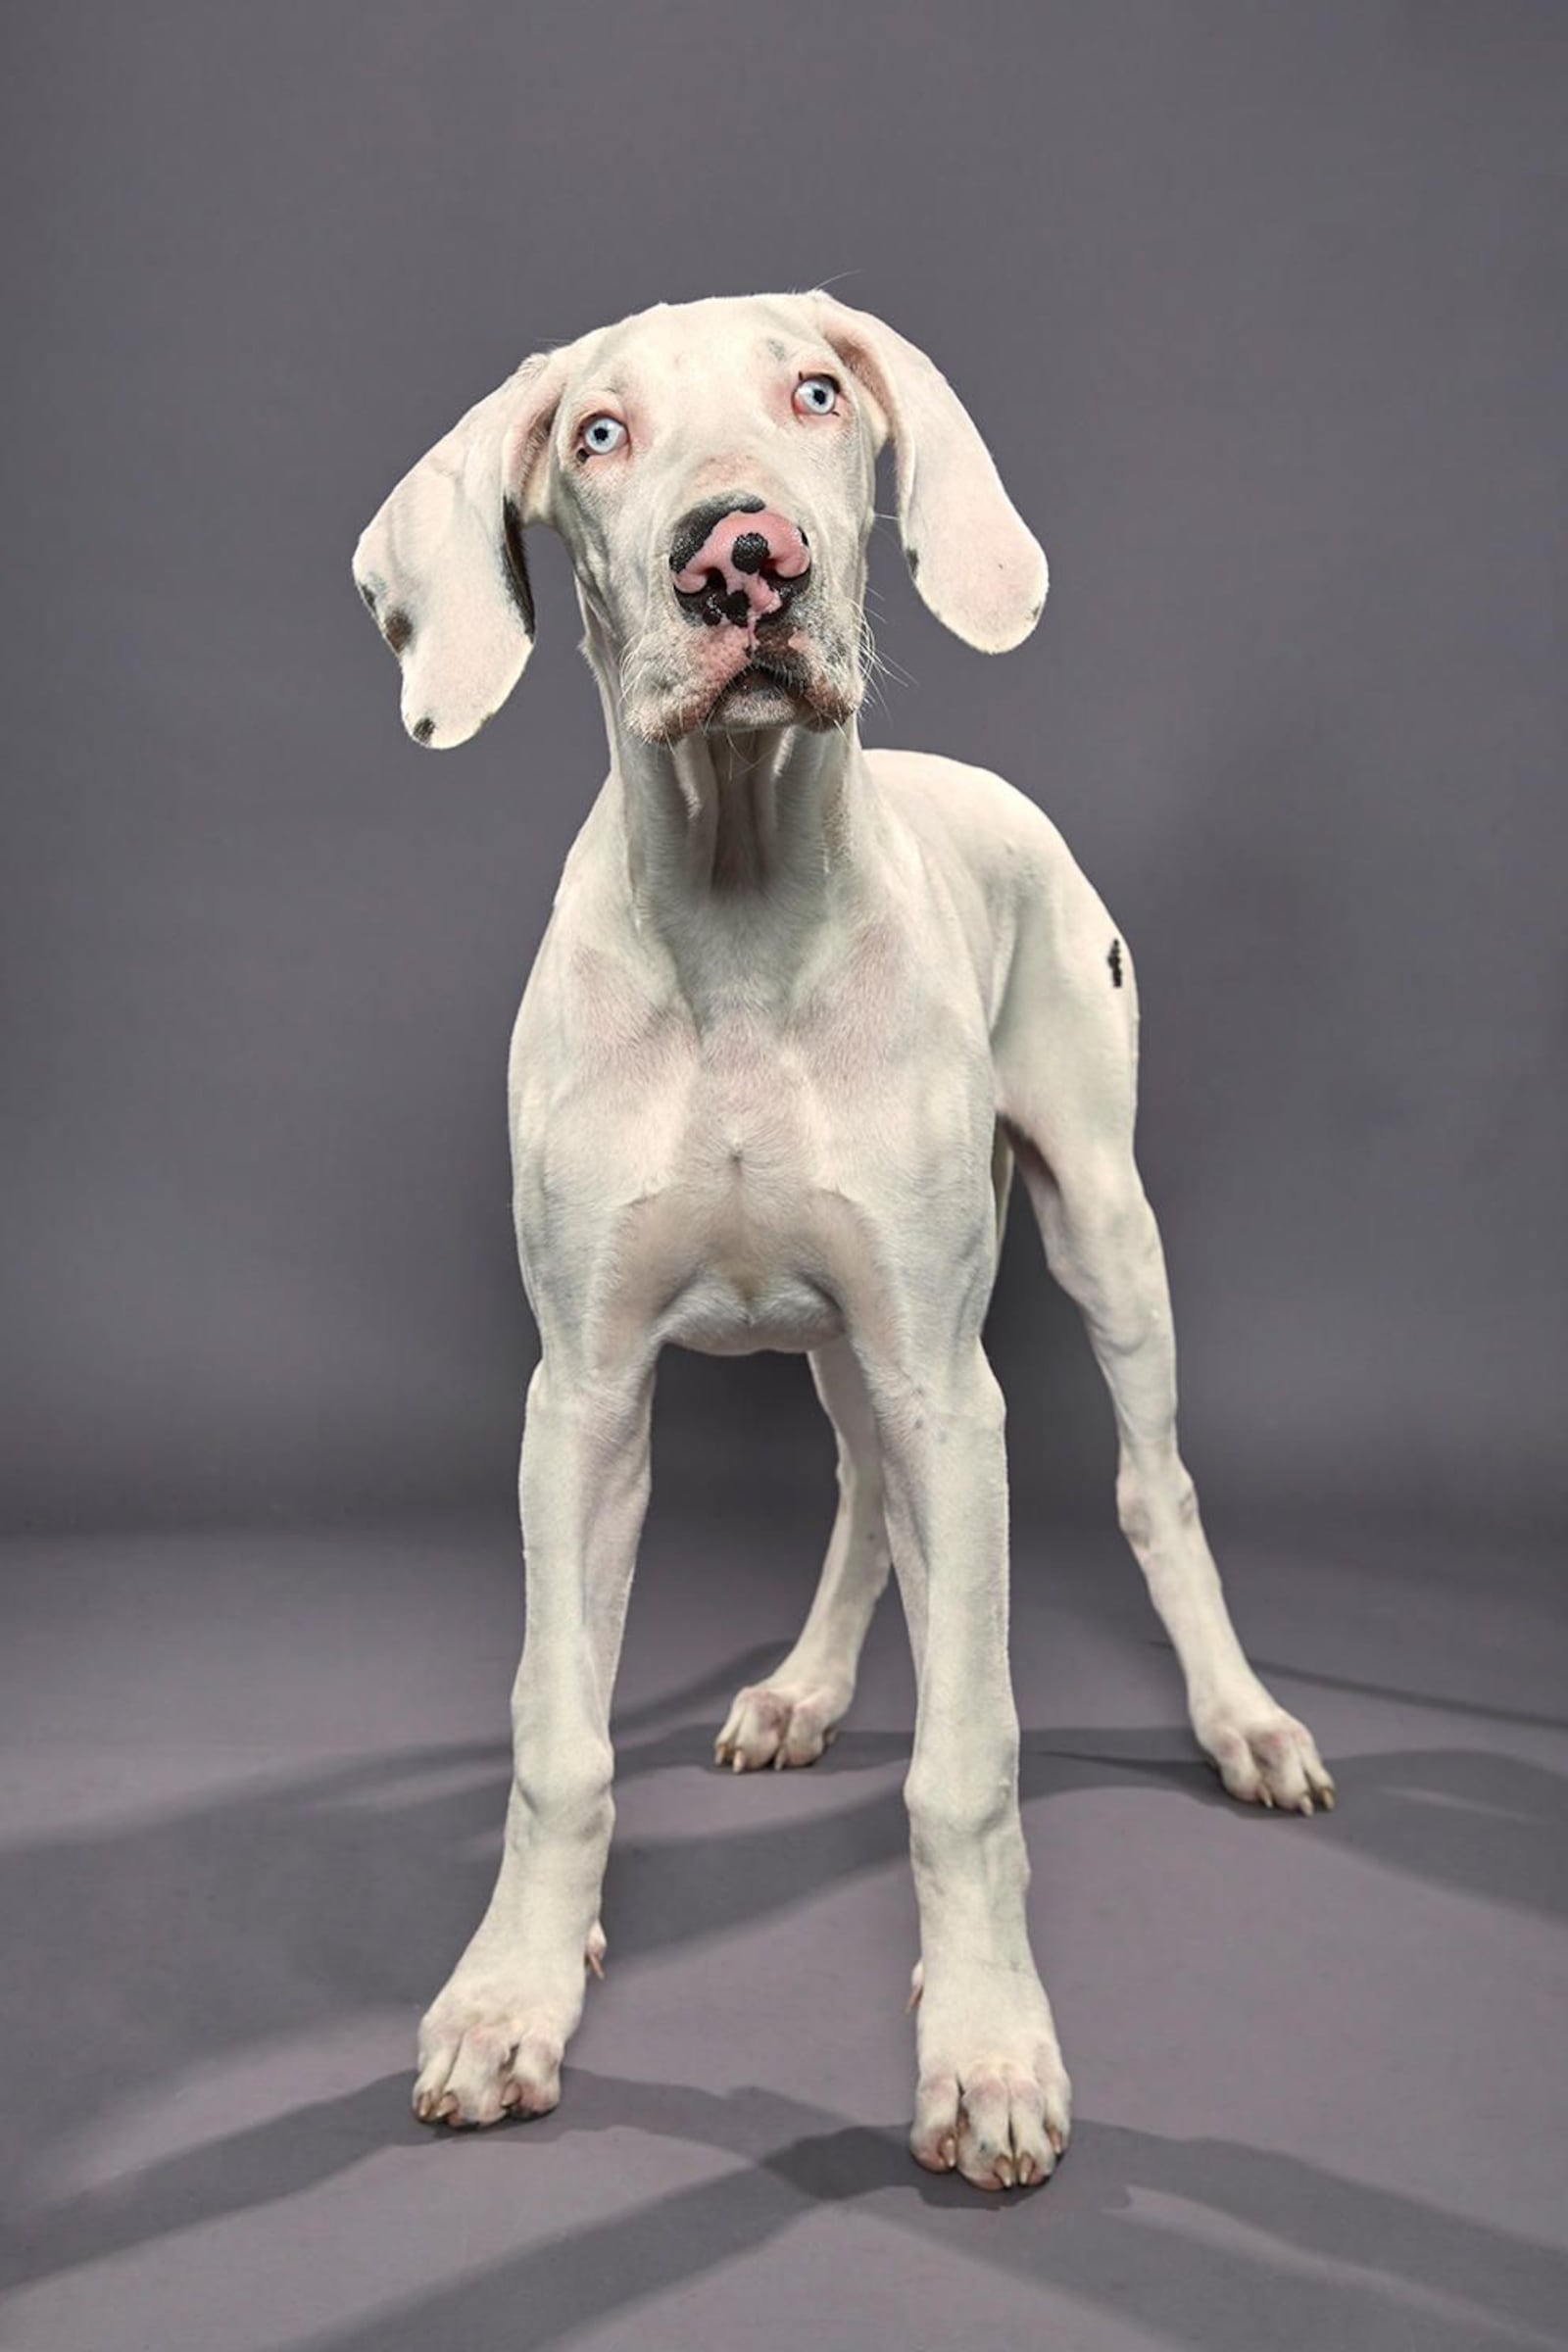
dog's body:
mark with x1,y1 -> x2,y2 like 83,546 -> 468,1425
354,292 -> 1334,2192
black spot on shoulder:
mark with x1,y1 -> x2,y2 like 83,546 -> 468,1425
906,547 -> 920,577
413,715 -> 435,745
1107,938 -> 1124,987
501,493 -> 537,638
381,607 -> 414,655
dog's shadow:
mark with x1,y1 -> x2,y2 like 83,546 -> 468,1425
10,2074 -> 1566,2352
4,1639 -> 1565,2347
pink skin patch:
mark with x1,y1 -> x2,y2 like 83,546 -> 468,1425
672,509 -> 810,620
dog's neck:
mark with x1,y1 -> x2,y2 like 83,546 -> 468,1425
583,646 -> 892,1025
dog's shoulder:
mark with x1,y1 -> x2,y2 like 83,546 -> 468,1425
862,744 -> 1081,897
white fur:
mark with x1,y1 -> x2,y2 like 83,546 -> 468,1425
354,292 -> 1334,2191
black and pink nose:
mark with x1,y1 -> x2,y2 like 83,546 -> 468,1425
669,499 -> 810,626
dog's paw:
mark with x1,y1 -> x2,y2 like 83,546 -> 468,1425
1194,1689 -> 1336,1815
908,1969 -> 1071,2191
414,1959 -> 591,2128
714,1677 -> 847,1771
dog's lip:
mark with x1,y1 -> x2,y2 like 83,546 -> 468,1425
704,662 -> 813,723
716,662 -> 806,696
705,637 -> 814,706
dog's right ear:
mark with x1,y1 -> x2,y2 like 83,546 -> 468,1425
352,348 -> 570,750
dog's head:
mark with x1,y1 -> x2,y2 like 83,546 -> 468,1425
353,292 -> 1046,750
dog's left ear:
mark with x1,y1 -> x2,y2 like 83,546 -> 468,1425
808,294 -> 1047,654
352,347 -> 571,749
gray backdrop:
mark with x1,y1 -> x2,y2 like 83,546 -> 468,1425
4,13 -> 1567,2350
4,0 -> 1564,1542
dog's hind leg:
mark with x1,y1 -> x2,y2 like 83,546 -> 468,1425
715,1333 -> 894,1770
994,844 -> 1335,1815
715,1124 -> 1013,1773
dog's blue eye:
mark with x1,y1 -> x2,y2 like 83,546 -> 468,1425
793,375 -> 839,416
578,415 -> 627,457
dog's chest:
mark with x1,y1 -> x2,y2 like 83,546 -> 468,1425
515,914 -> 988,1360
622,1023 -> 855,1355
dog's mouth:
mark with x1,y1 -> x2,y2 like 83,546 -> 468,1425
702,647 -> 817,729
710,660 -> 807,708
626,613 -> 861,746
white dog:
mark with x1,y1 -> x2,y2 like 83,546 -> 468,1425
353,291 -> 1335,2192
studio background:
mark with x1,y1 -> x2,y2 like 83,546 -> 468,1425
5,0 -> 1561,1544
3,9 -> 1565,2352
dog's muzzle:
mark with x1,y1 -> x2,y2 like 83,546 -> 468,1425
670,499 -> 811,629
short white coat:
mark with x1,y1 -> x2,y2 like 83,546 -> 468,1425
353,291 -> 1334,2191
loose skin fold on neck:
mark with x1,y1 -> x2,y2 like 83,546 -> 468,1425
579,610 -> 899,1029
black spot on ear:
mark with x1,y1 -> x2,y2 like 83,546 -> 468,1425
413,716 -> 435,745
382,607 -> 414,655
501,494 -> 537,638
906,547 -> 920,578
1107,938 -> 1124,987
359,580 -> 379,614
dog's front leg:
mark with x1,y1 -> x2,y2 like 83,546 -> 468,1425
863,1334 -> 1073,2191
414,1349 -> 657,2129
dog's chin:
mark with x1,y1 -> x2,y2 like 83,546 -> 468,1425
703,665 -> 815,733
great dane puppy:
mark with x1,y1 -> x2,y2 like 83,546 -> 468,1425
353,291 -> 1335,2192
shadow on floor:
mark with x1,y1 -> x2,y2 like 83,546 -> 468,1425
8,2064 -> 1564,2351
3,1646 -> 1565,2344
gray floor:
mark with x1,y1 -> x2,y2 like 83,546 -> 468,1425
1,1498 -> 1564,2350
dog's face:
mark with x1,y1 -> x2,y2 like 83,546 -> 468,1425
541,298 -> 878,743
354,292 -> 1047,753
